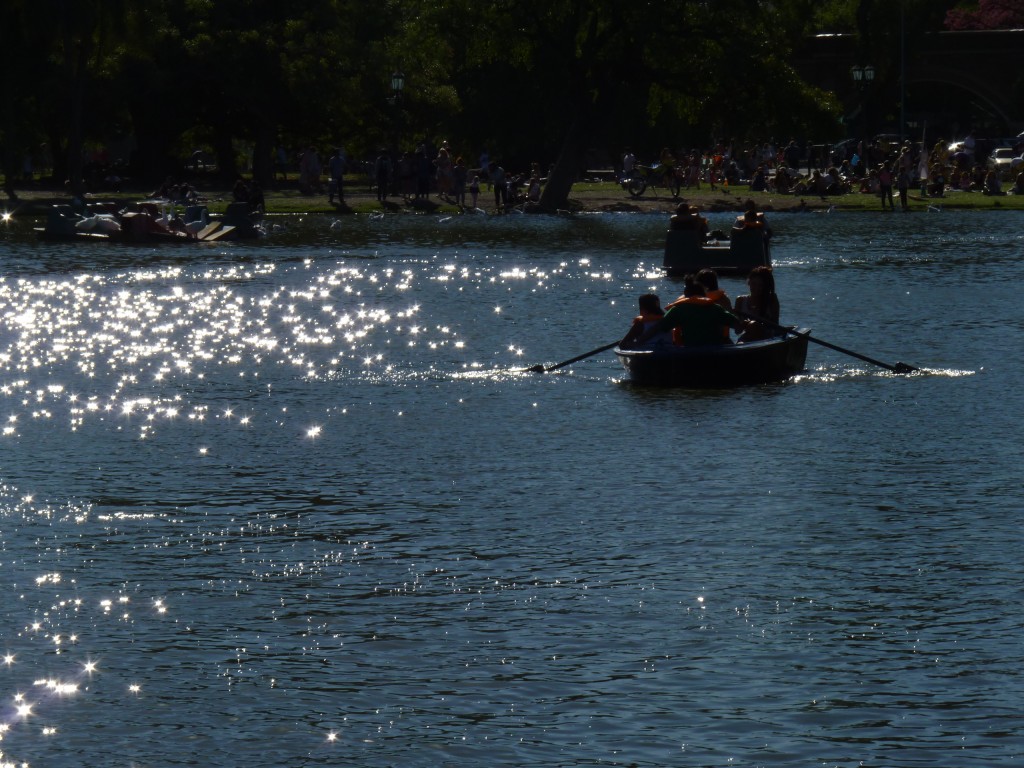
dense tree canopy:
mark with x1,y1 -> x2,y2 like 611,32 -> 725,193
0,0 -> 991,205
945,0 -> 1024,29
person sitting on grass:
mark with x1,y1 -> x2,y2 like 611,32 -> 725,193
1012,170 -> 1024,196
982,169 -> 1002,196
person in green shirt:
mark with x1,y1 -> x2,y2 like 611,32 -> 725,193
627,278 -> 741,348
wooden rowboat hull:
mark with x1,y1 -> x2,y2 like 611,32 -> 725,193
615,330 -> 809,387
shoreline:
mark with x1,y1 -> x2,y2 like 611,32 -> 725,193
5,181 -> 1022,217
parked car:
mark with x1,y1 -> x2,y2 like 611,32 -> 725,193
987,147 -> 1022,180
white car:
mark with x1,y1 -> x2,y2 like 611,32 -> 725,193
987,147 -> 1022,179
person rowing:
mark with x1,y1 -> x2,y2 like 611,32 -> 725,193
619,293 -> 670,348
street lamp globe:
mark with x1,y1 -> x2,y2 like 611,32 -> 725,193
391,70 -> 405,96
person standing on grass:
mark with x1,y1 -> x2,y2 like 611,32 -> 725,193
878,161 -> 895,211
897,165 -> 911,211
490,162 -> 507,210
328,148 -> 346,204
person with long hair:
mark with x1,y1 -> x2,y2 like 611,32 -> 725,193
734,266 -> 780,342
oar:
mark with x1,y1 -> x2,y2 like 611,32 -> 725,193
739,312 -> 917,374
525,341 -> 619,373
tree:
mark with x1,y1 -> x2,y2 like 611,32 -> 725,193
945,0 -> 1024,29
0,2 -> 50,198
423,0 -> 839,210
30,0 -> 131,194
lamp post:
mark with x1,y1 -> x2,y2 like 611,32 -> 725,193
389,70 -> 405,105
388,70 -> 405,147
387,70 -> 405,196
851,64 -> 875,168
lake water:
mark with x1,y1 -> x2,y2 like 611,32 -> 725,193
0,208 -> 1021,767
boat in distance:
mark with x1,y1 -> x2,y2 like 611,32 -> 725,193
615,329 -> 810,387
663,226 -> 770,277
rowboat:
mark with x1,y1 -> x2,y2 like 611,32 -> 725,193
663,226 -> 769,276
615,329 -> 809,387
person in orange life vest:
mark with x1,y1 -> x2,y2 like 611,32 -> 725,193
734,198 -> 773,251
734,265 -> 781,343
698,268 -> 732,343
634,277 -> 740,348
619,293 -> 668,348
733,208 -> 761,231
695,268 -> 731,311
666,268 -> 730,310
734,202 -> 772,236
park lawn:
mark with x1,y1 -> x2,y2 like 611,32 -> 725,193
6,177 -> 1024,216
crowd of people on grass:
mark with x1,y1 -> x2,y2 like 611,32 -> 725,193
620,134 -> 1024,207
34,131 -> 1020,214
280,140 -> 547,212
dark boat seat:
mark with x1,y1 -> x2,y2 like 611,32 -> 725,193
727,227 -> 770,272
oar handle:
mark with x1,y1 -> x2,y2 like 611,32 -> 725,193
738,312 -> 916,374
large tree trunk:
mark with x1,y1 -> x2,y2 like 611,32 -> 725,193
65,40 -> 90,196
252,121 -> 274,188
214,126 -> 238,184
537,111 -> 591,212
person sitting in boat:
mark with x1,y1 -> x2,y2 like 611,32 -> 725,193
694,268 -> 732,311
734,265 -> 780,343
619,293 -> 669,348
669,204 -> 709,239
734,199 -> 772,236
669,201 -> 690,229
734,199 -> 773,257
665,270 -> 732,344
629,277 -> 740,349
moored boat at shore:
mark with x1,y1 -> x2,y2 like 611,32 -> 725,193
615,329 -> 809,387
34,200 -> 263,243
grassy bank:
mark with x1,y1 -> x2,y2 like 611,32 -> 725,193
6,178 -> 1024,217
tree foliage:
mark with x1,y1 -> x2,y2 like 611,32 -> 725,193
5,0 -> 966,203
944,0 -> 1024,29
